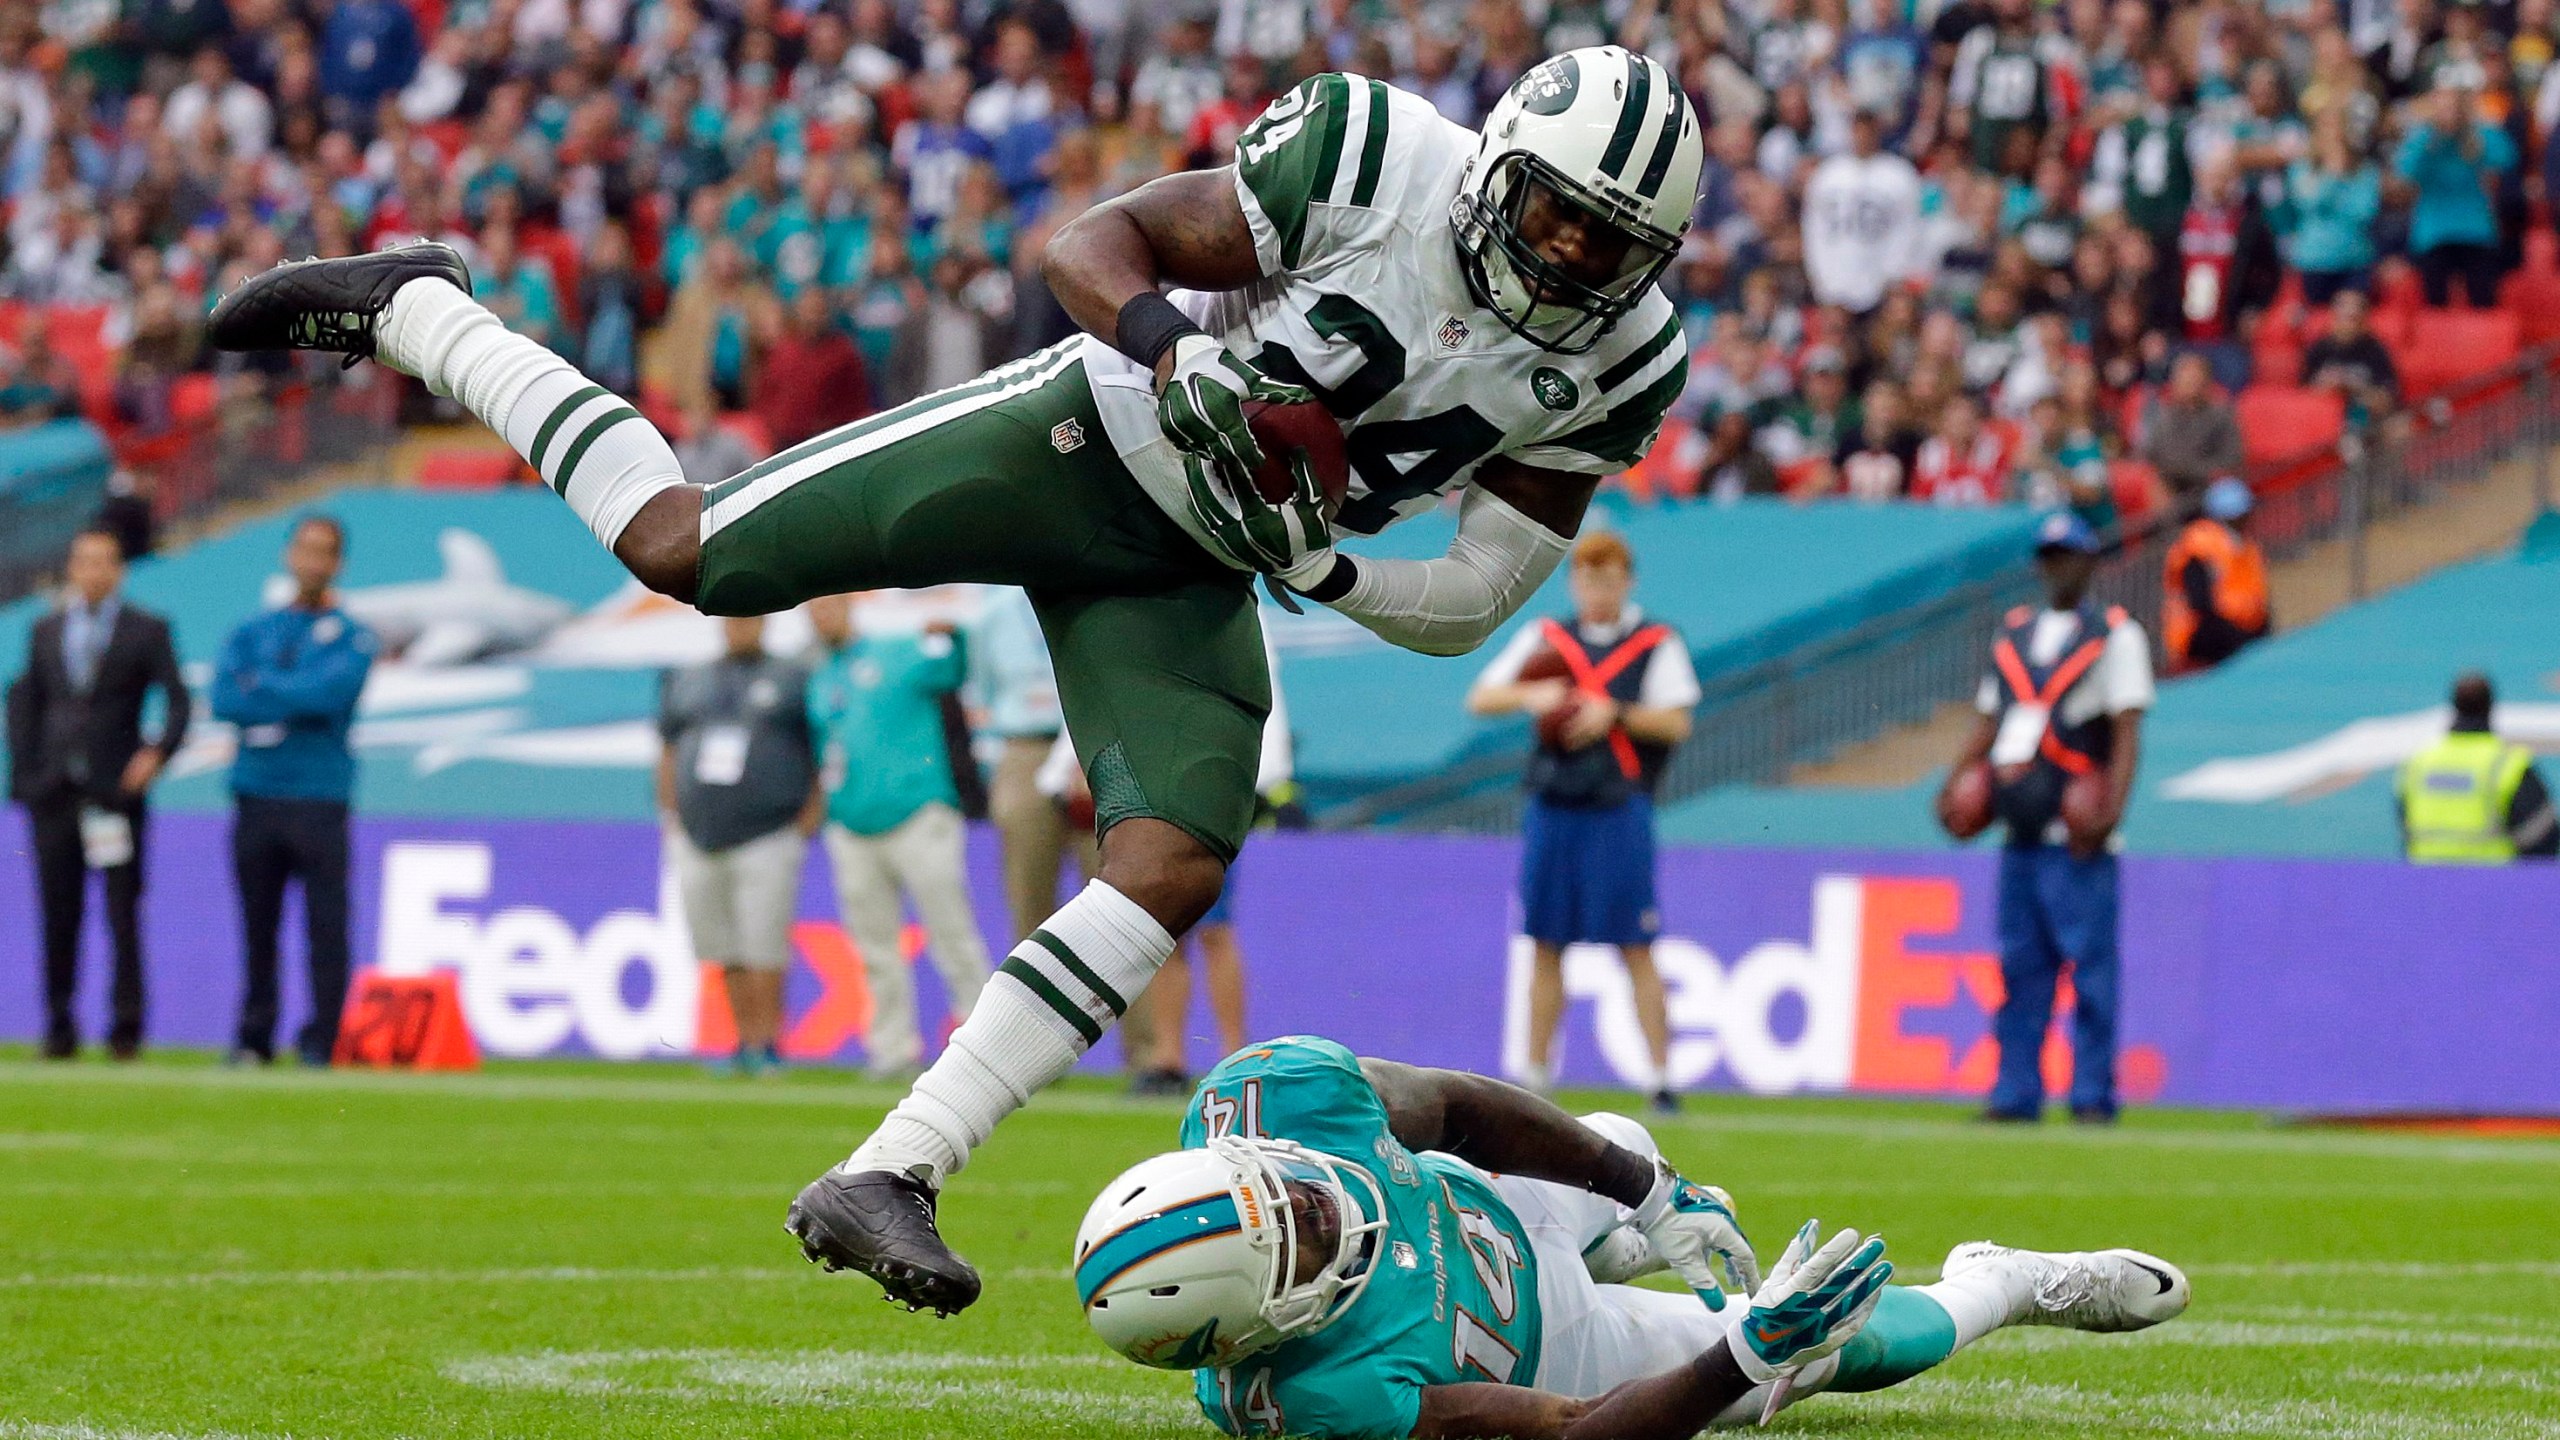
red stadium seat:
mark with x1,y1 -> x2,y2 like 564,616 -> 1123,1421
169,372 -> 218,426
2376,260 -> 2425,319
2235,385 -> 2348,465
2401,308 -> 2522,397
718,411 -> 775,460
2252,335 -> 2302,387
2502,270 -> 2560,345
416,447 -> 527,490
2109,458 -> 2166,526
2525,227 -> 2559,277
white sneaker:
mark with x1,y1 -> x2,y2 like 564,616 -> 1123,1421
1517,1061 -> 1553,1096
1942,1241 -> 2190,1333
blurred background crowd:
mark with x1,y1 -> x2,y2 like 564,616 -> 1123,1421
9,0 -> 2560,533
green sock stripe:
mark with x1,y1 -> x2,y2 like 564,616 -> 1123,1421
529,384 -> 613,478
549,406 -> 646,496
1029,929 -> 1126,1017
999,956 -> 1103,1045
1825,1288 -> 1958,1393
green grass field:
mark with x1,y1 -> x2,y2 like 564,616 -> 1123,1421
4,1054 -> 2556,1440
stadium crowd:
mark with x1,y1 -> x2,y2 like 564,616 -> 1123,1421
5,0 -> 2560,528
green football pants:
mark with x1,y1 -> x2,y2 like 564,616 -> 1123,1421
694,341 -> 1269,861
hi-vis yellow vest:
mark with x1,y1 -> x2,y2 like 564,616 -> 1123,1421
2398,732 -> 2533,864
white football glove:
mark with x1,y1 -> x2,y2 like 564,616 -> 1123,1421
1727,1219 -> 1894,1385
1631,1160 -> 1763,1311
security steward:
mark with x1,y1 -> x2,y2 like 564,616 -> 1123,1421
1467,531 -> 1700,1114
1940,512 -> 2153,1124
2162,476 -> 2271,675
212,515 -> 376,1066
2396,672 -> 2557,863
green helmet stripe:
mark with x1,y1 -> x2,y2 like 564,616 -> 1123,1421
1599,54 -> 1651,179
1635,70 -> 1686,200
1075,1194 -> 1246,1303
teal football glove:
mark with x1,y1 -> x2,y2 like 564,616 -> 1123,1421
1156,333 -> 1314,493
1728,1220 -> 1894,1385
1631,1162 -> 1762,1311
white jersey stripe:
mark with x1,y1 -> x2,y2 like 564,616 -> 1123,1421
700,343 -> 1079,537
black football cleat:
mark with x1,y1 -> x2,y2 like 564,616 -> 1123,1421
786,1168 -> 982,1316
207,240 -> 472,368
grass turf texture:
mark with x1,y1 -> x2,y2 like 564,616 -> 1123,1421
4,1054 -> 2557,1440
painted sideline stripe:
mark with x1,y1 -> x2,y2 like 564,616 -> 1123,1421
1849,1376 -> 2560,1440
1,1264 -> 804,1290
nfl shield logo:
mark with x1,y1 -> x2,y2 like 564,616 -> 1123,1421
1050,418 -> 1085,453
1436,316 -> 1470,350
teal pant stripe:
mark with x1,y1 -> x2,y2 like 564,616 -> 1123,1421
1825,1289 -> 1959,1393
549,406 -> 646,497
998,956 -> 1102,1046
529,384 -> 612,478
1029,928 -> 1127,1017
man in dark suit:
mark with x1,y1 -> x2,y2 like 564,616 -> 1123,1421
5,529 -> 191,1059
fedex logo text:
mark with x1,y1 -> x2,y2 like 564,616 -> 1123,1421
1502,874 -> 2167,1099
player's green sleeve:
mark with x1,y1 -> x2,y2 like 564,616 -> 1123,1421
1234,73 -> 1394,271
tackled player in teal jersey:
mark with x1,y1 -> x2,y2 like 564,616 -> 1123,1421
1075,1037 -> 2190,1438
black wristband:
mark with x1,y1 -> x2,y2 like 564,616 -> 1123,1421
1115,292 -> 1207,369
1294,554 -> 1357,603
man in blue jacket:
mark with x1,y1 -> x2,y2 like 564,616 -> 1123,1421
213,515 -> 376,1066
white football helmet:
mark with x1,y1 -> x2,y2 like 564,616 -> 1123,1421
1073,1135 -> 1387,1370
1456,46 -> 1703,353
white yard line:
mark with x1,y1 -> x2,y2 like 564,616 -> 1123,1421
10,1063 -> 2557,1166
442,1347 -> 1189,1427
1980,1318 -> 2560,1354
0,1424 -> 284,1440
1847,1376 -> 2560,1439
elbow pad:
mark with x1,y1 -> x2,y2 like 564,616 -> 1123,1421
1323,487 -> 1570,657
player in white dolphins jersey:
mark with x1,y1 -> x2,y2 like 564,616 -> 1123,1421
203,46 -> 1700,1319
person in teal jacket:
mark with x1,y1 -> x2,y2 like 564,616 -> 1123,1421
805,594 -> 994,1081
2284,113 -> 2382,304
2394,82 -> 2516,306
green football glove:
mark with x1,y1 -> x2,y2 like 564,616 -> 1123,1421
1631,1162 -> 1762,1311
1178,450 -> 1337,581
1157,333 -> 1312,492
1728,1219 -> 1894,1385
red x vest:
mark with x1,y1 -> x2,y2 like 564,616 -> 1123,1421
1526,617 -> 1676,808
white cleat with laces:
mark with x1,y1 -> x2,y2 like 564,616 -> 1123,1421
1942,1241 -> 2191,1332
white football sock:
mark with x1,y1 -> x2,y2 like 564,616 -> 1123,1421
1915,1263 -> 2033,1348
374,277 -> 685,548
847,880 -> 1173,1185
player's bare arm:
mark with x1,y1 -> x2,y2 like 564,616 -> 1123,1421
1412,1343 -> 1758,1440
1362,1054 -> 1761,1301
1041,168 -> 1264,385
1359,1056 -> 1656,1209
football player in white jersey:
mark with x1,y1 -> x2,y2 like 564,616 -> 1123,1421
205,46 -> 1701,1319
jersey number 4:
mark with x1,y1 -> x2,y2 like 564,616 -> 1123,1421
1252,294 -> 1505,535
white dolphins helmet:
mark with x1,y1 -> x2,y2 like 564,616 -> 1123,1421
1455,46 -> 1703,353
1073,1135 -> 1387,1369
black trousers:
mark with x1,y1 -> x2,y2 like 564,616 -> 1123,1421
231,796 -> 352,1062
25,795 -> 148,1050
2416,242 -> 2504,307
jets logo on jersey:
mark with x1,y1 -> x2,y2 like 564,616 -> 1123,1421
1530,367 -> 1579,412
1518,53 -> 1580,115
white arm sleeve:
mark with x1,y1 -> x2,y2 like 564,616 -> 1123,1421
1324,485 -> 1571,658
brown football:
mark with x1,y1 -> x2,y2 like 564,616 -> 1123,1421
1938,760 -> 1995,840
1512,647 -> 1589,749
1242,397 -> 1352,515
2061,770 -> 2113,851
